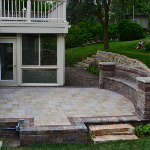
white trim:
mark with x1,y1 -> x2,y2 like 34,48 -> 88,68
21,83 -> 60,86
39,34 -> 40,66
21,66 -> 59,69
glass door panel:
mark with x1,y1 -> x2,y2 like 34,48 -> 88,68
0,43 -> 13,80
0,39 -> 17,86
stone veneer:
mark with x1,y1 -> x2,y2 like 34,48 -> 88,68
95,51 -> 150,72
99,62 -> 150,119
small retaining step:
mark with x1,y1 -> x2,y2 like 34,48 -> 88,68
89,124 -> 135,136
93,135 -> 138,144
87,57 -> 95,61
78,62 -> 90,67
89,124 -> 138,144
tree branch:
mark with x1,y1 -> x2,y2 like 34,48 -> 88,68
85,0 -> 93,11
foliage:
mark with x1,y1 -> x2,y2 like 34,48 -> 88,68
65,35 -> 150,68
87,66 -> 99,76
135,123 -> 150,137
110,0 -> 150,24
118,19 -> 145,41
144,42 -> 150,51
65,20 -> 118,48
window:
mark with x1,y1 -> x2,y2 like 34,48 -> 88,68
22,34 -> 57,83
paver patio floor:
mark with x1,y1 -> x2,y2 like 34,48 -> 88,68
0,87 -> 135,126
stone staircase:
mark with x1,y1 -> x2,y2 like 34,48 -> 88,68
74,55 -> 96,70
89,124 -> 138,144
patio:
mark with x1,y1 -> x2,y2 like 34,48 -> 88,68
0,87 -> 135,126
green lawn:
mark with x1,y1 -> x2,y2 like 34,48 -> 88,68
65,35 -> 150,68
1,136 -> 150,150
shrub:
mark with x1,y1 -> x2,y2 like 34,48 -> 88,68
135,123 -> 150,137
118,19 -> 145,41
87,66 -> 99,76
145,42 -> 150,51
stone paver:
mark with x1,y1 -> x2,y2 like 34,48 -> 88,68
0,87 -> 135,126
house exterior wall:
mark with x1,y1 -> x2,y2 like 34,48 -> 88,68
0,33 -> 66,86
128,15 -> 149,29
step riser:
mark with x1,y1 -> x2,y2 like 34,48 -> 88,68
89,124 -> 135,136
90,128 -> 135,136
87,57 -> 95,61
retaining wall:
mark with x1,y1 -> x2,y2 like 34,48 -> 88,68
99,62 -> 150,119
95,51 -> 150,72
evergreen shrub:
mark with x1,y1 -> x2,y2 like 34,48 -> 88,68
118,19 -> 145,41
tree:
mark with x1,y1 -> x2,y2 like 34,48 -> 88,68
86,0 -> 111,50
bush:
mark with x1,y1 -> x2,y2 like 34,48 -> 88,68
118,19 -> 145,41
87,66 -> 99,76
135,123 -> 150,137
145,42 -> 150,51
65,20 -> 119,48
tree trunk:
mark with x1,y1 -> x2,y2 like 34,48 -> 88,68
103,26 -> 109,50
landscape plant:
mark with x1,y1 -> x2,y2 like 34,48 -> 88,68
135,123 -> 150,137
144,42 -> 150,51
118,19 -> 145,41
65,19 -> 118,48
87,66 -> 99,76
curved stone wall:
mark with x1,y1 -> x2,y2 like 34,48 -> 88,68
99,62 -> 150,119
95,51 -> 150,72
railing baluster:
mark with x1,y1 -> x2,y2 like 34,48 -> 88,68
52,1 -> 53,18
34,0 -> 35,18
45,1 -> 46,18
4,0 -> 5,17
41,1 -> 42,18
8,0 -> 9,17
19,0 -> 20,17
56,2 -> 57,18
23,0 -> 24,18
63,1 -> 66,20
12,0 -> 13,17
15,0 -> 17,17
38,1 -> 39,18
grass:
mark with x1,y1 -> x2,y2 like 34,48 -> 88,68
65,35 -> 150,68
1,136 -> 150,150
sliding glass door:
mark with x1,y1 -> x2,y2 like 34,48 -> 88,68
0,39 -> 17,86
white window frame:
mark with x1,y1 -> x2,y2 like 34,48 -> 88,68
20,33 -> 60,86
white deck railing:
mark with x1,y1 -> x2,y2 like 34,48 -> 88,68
0,0 -> 66,22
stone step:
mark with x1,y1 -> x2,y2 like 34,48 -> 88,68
92,55 -> 96,58
87,57 -> 95,61
93,135 -> 138,144
89,124 -> 135,136
78,62 -> 90,67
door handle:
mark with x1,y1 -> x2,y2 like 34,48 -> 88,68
14,65 -> 16,67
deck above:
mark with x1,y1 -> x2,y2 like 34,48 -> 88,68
0,0 -> 68,33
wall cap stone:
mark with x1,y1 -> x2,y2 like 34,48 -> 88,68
99,62 -> 116,66
136,77 -> 150,83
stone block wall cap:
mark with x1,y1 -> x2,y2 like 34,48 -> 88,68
99,62 -> 116,65
136,77 -> 150,83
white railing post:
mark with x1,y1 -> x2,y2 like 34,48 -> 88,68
27,0 -> 31,19
63,1 -> 66,21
